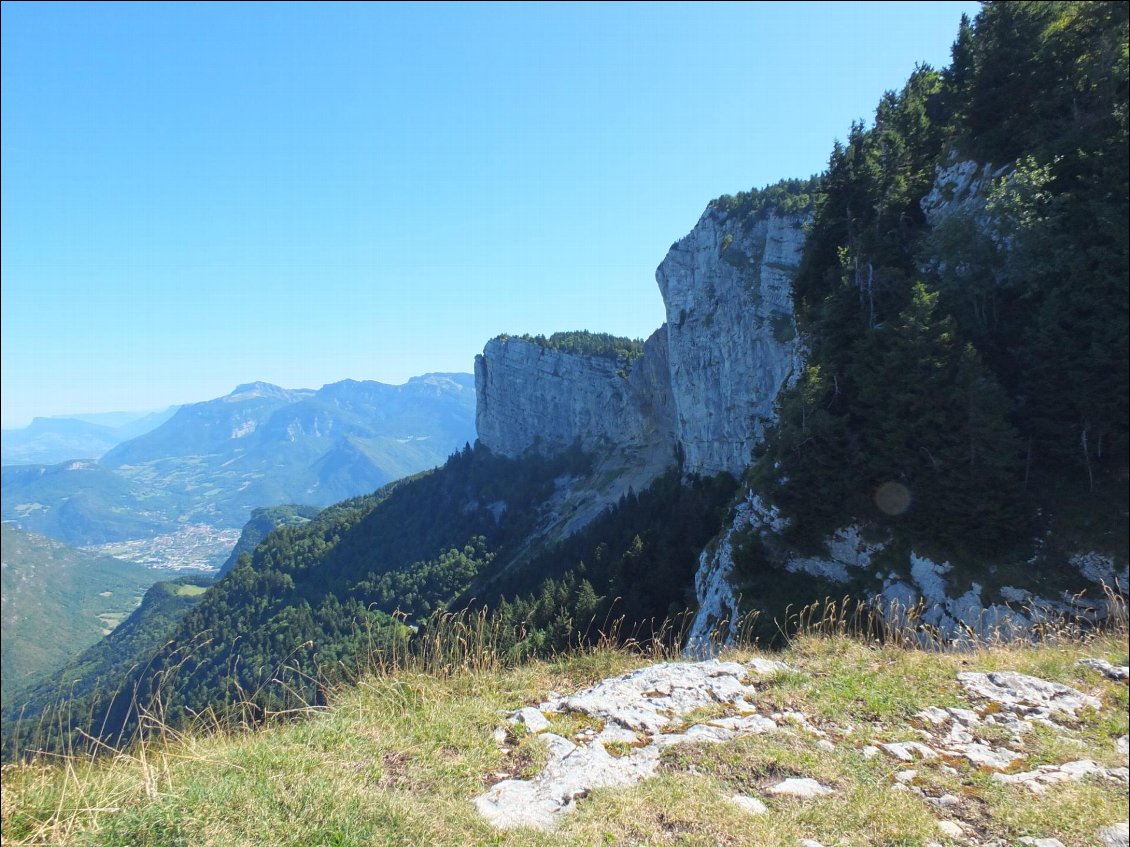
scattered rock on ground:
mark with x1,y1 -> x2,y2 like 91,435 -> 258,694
992,759 -> 1129,794
937,819 -> 965,839
476,657 -> 1124,831
475,657 -> 791,829
510,707 -> 550,733
1098,822 -> 1130,847
729,794 -> 768,814
1078,658 -> 1130,681
957,671 -> 1100,722
765,777 -> 833,799
546,658 -> 787,733
882,741 -> 938,762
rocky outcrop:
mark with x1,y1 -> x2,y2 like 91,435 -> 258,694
475,328 -> 676,461
474,169 -> 1124,650
684,493 -> 778,654
920,157 -> 1010,228
657,205 -> 807,477
475,203 -> 807,479
473,199 -> 810,640
475,657 -> 790,829
476,653 -> 1129,832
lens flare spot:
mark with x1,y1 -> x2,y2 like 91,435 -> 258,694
875,481 -> 911,516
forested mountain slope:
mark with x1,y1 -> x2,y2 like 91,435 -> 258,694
1,374 -> 476,545
0,526 -> 160,705
4,1 -> 1126,760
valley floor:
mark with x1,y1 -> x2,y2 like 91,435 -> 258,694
1,630 -> 1127,847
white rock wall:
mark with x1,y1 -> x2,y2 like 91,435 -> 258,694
475,328 -> 676,460
656,206 -> 808,477
920,158 -> 1011,228
475,201 -> 807,479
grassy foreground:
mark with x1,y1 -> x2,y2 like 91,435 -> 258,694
1,630 -> 1127,847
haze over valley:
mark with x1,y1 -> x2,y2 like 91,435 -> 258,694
2,373 -> 476,561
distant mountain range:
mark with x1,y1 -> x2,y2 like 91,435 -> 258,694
1,374 -> 476,547
1,408 -> 177,466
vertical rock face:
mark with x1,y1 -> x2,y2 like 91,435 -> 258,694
919,158 -> 1010,228
474,201 -> 808,481
656,205 -> 808,477
475,328 -> 676,459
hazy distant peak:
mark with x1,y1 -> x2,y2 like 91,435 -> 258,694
227,382 -> 294,400
408,373 -> 474,390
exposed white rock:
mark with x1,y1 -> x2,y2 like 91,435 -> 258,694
920,158 -> 1011,229
910,553 -> 953,604
1018,837 -> 1067,847
729,794 -> 768,815
993,759 -> 1128,794
877,554 -> 1039,642
957,671 -> 1100,722
952,742 -> 1024,771
936,819 -> 966,839
784,524 -> 884,583
510,707 -> 550,734
656,204 -> 808,477
597,723 -> 640,746
881,741 -> 939,762
914,707 -> 952,726
545,658 -> 784,733
1070,552 -> 1129,588
686,493 -> 767,653
765,777 -> 833,799
708,714 -> 778,734
999,585 -> 1031,604
1078,658 -> 1130,682
910,704 -> 1033,770
475,328 -> 675,461
1098,822 -> 1130,847
475,657 -> 789,829
475,739 -> 662,830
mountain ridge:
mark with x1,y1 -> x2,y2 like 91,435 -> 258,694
3,0 -> 1126,767
2,373 -> 477,547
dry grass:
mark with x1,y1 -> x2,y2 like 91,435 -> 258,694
2,591 -> 1126,846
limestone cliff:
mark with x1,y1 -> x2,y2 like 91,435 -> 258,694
475,203 -> 808,479
474,328 -> 675,460
472,199 -> 810,643
473,165 -> 1122,647
919,157 -> 1011,228
657,205 -> 807,476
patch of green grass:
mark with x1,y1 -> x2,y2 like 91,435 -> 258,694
978,778 -> 1128,847
173,584 -> 208,597
544,710 -> 604,741
753,636 -> 968,731
3,632 -> 1128,847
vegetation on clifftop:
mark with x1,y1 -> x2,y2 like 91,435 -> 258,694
508,330 -> 647,369
3,0 -> 1126,778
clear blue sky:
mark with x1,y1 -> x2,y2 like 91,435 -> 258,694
1,1 -> 980,428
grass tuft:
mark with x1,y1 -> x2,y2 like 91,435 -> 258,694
2,591 -> 1126,846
